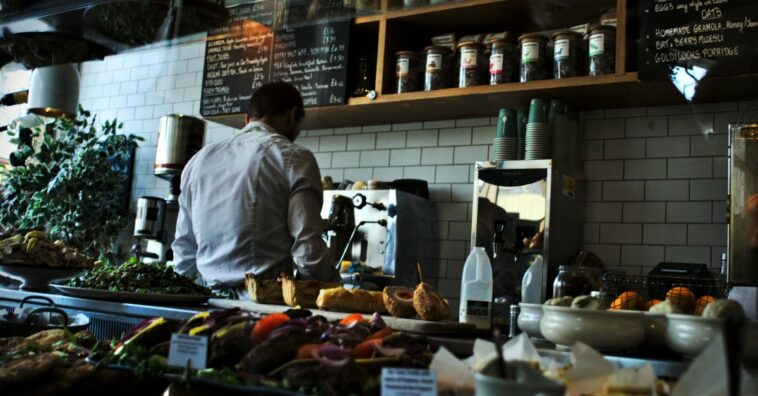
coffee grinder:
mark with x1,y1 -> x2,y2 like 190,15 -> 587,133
132,115 -> 205,262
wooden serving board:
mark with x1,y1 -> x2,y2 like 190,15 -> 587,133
208,299 -> 476,336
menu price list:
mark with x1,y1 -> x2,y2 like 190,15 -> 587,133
200,1 -> 350,117
639,0 -> 758,81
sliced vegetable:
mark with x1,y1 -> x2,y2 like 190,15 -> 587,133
295,343 -> 323,360
250,313 -> 290,345
367,327 -> 391,340
339,314 -> 365,326
352,338 -> 381,359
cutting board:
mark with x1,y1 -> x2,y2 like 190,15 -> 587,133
208,298 -> 476,336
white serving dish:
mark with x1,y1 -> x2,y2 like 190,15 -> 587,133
643,312 -> 668,348
665,314 -> 758,366
517,303 -> 543,338
540,305 -> 645,351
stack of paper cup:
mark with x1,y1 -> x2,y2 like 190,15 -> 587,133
525,98 -> 549,160
491,108 -> 519,161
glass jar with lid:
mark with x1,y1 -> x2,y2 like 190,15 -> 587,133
457,41 -> 486,88
395,51 -> 422,93
552,265 -> 594,298
588,25 -> 616,76
518,33 -> 548,82
424,45 -> 452,91
489,37 -> 517,85
551,30 -> 584,79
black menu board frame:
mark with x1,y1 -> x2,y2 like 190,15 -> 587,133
638,0 -> 758,82
200,0 -> 351,117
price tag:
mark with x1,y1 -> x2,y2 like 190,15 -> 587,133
168,333 -> 208,370
381,368 -> 436,396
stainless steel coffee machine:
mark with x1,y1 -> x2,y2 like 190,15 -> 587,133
321,190 -> 437,289
132,114 -> 205,262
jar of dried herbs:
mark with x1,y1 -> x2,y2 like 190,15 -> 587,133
518,33 -> 548,82
457,41 -> 486,88
552,30 -> 583,79
489,38 -> 517,85
395,51 -> 422,93
424,45 -> 452,91
588,25 -> 616,76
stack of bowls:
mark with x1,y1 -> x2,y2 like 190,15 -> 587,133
517,109 -> 527,160
491,108 -> 518,161
525,98 -> 549,160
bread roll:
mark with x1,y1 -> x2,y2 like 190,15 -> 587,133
316,287 -> 388,314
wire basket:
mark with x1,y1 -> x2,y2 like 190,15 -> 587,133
600,271 -> 731,307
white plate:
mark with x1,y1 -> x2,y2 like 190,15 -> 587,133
50,284 -> 210,305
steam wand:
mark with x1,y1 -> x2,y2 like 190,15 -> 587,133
334,219 -> 387,270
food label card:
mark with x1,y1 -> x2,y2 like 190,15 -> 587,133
381,367 -> 436,396
168,333 -> 208,370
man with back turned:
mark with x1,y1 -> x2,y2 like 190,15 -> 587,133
173,81 -> 340,298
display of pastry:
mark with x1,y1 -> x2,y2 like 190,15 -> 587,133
280,274 -> 339,309
245,273 -> 284,305
0,231 -> 93,268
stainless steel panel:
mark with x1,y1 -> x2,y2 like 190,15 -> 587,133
728,123 -> 758,285
472,160 -> 583,302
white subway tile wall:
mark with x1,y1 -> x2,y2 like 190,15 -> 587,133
46,40 -> 730,303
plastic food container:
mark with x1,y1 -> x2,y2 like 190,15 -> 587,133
588,25 -> 616,76
518,33 -> 548,82
551,30 -> 584,79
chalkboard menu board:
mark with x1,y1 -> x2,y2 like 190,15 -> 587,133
639,0 -> 758,81
200,1 -> 351,117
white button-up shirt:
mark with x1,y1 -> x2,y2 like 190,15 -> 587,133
172,121 -> 339,289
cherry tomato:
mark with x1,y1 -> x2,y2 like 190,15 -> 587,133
339,313 -> 365,326
250,313 -> 290,345
352,338 -> 382,359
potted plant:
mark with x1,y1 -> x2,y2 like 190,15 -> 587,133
0,107 -> 142,262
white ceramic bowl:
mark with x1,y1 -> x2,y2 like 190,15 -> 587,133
517,303 -> 543,338
666,314 -> 758,366
540,305 -> 645,351
643,312 -> 668,348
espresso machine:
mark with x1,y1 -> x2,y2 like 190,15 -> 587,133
321,189 -> 438,289
132,115 -> 205,263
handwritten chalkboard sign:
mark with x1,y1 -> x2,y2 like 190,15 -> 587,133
639,0 -> 758,81
200,0 -> 350,117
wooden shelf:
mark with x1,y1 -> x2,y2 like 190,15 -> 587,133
206,72 -> 758,130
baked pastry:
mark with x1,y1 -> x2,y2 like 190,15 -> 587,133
665,287 -> 696,313
649,300 -> 685,314
610,291 -> 645,310
545,296 -> 573,307
571,295 -> 604,309
281,274 -> 339,309
316,287 -> 388,314
694,295 -> 716,316
702,299 -> 746,320
645,299 -> 663,310
382,286 -> 417,318
412,282 -> 449,321
245,273 -> 284,305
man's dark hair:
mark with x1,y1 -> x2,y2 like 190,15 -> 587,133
248,81 -> 305,120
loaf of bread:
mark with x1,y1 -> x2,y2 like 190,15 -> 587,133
316,287 -> 388,314
244,273 -> 284,305
281,275 -> 339,309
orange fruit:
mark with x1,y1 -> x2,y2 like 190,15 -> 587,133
694,295 -> 717,315
665,287 -> 696,313
610,291 -> 645,310
645,299 -> 663,310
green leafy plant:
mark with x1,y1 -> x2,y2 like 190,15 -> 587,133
0,106 -> 142,261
